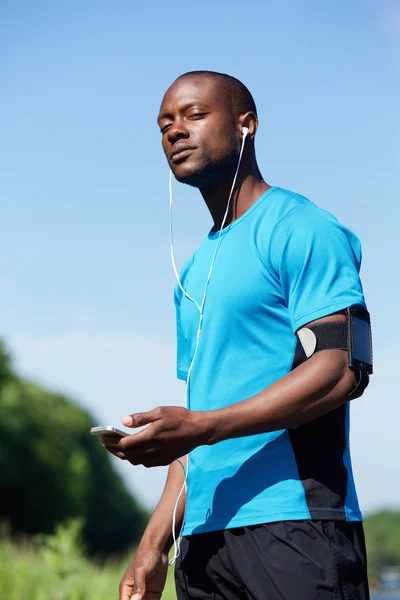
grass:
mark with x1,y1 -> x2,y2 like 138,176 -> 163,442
0,520 -> 177,600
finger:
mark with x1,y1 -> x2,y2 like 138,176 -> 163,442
131,567 -> 146,600
103,433 -> 150,455
121,407 -> 161,428
112,452 -> 127,460
101,444 -> 127,460
107,451 -> 127,461
101,436 -> 122,449
100,435 -> 129,453
119,578 -> 134,600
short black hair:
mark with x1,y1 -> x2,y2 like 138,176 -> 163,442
178,70 -> 257,117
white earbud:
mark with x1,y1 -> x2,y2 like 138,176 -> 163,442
242,126 -> 249,138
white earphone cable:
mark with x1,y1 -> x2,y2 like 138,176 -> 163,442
169,173 -> 202,313
168,458 -> 188,566
168,129 -> 248,565
197,128 -> 248,317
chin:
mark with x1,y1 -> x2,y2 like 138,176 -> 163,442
173,159 -> 224,189
172,162 -> 207,188
172,150 -> 240,189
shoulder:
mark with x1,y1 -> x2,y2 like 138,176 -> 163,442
266,187 -> 335,228
255,186 -> 344,240
253,187 -> 314,254
260,189 -> 363,280
261,186 -> 314,220
270,189 -> 362,253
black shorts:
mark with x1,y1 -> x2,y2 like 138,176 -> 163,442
175,520 -> 370,600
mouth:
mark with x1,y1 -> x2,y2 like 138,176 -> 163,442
170,145 -> 197,164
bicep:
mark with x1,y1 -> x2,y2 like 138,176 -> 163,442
298,313 -> 360,397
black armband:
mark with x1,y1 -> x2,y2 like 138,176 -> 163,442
291,305 -> 373,397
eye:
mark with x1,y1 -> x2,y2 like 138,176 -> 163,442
160,123 -> 172,134
188,112 -> 208,120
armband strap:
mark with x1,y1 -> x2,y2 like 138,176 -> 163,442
348,370 -> 370,400
291,321 -> 370,397
292,322 -> 348,370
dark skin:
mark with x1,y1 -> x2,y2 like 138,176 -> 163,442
157,74 -> 270,225
102,74 -> 362,600
102,74 -> 359,467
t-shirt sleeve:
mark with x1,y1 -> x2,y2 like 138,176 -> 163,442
174,287 -> 190,381
269,204 -> 367,332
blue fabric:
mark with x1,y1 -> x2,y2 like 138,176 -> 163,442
175,187 -> 366,535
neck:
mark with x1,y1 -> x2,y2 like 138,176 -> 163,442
200,157 -> 270,231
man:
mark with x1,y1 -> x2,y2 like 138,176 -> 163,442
103,71 -> 371,600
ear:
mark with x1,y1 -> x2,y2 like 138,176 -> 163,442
239,112 -> 258,139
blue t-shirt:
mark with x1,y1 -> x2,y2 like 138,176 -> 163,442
175,186 -> 366,536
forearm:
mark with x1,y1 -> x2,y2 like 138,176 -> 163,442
202,349 -> 358,445
138,458 -> 186,554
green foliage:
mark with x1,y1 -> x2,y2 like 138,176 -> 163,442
36,518 -> 86,580
0,341 -> 13,386
364,509 -> 400,577
0,525 -> 177,600
0,342 -> 147,555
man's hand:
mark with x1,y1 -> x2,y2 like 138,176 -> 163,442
119,545 -> 168,600
101,406 -> 207,467
102,314 -> 360,465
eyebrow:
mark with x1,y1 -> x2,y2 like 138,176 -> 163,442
157,101 -> 207,123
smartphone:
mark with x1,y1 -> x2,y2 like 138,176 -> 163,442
347,306 -> 373,375
90,426 -> 128,437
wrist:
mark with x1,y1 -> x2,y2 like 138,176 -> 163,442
192,409 -> 222,446
139,527 -> 171,555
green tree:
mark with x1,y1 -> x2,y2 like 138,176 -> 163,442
364,509 -> 400,577
0,341 -> 147,555
0,341 -> 13,386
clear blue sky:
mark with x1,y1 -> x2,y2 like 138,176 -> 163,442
1,0 -> 399,512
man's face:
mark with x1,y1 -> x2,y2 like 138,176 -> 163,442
158,76 -> 240,188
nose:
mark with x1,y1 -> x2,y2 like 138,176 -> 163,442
167,120 -> 190,144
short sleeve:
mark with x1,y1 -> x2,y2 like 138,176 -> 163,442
270,204 -> 367,332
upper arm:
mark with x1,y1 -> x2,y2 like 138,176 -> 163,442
270,204 -> 368,397
299,313 -> 361,398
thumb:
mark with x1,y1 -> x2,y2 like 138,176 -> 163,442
131,566 -> 146,600
121,408 -> 159,428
